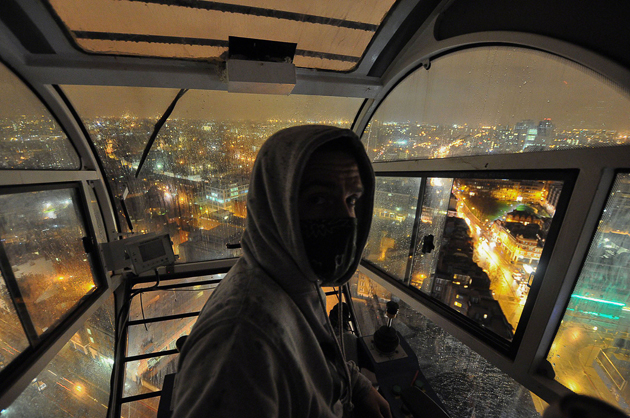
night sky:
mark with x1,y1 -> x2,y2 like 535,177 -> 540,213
374,47 -> 630,131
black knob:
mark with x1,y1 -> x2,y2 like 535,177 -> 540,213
386,301 -> 399,316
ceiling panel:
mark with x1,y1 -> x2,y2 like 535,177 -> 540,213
47,0 -> 397,71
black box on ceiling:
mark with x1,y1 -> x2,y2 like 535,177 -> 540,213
228,36 -> 297,63
227,36 -> 297,94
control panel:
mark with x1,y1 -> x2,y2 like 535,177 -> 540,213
358,332 -> 450,418
100,232 -> 175,274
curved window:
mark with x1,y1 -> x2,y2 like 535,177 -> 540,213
62,85 -> 362,263
362,47 -> 630,162
0,63 -> 80,169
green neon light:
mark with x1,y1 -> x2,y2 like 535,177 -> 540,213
571,294 -> 625,307
576,309 -> 620,320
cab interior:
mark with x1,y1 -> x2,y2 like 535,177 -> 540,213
0,0 -> 629,417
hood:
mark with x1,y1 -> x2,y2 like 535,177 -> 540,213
240,124 -> 374,295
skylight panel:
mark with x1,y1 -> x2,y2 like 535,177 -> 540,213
47,0 -> 397,71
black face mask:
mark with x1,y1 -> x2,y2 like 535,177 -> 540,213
300,218 -> 358,286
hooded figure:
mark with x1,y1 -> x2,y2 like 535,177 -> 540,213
173,125 -> 388,417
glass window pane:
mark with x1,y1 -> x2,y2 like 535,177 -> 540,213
0,188 -> 97,336
411,177 -> 454,291
363,177 -> 421,280
124,354 -> 177,398
62,85 -> 362,262
0,270 -> 29,370
362,47 -> 630,162
548,173 -> 630,413
127,316 -> 197,357
367,175 -> 566,342
4,295 -> 115,417
121,396 -> 160,418
350,272 -> 547,417
427,177 -> 565,340
48,0 -> 397,71
0,63 -> 80,169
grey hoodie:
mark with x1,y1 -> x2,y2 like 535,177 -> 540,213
173,125 -> 375,417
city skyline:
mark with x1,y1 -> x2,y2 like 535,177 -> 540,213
2,109 -> 630,416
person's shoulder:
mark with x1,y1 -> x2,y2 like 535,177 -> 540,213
195,264 -> 291,329
180,272 -> 296,365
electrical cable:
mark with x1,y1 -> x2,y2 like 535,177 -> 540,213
338,285 -> 345,359
139,292 -> 148,331
316,282 -> 354,412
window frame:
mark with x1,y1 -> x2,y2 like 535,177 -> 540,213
360,143 -> 630,402
111,266 -> 231,417
0,56 -> 121,412
363,168 -> 578,355
0,181 -> 110,408
353,41 -> 630,401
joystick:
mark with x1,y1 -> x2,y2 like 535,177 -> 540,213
373,300 -> 400,353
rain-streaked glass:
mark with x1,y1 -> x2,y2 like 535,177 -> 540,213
4,295 -> 115,417
410,177 -> 454,291
127,316 -> 198,357
124,353 -> 177,397
48,0 -> 396,71
349,272 -> 547,417
0,189 -> 97,335
364,175 -> 565,342
426,177 -> 560,341
62,85 -> 362,263
121,396 -> 161,418
0,63 -> 80,169
363,177 -> 421,280
548,173 -> 630,414
362,47 -> 630,162
0,270 -> 29,371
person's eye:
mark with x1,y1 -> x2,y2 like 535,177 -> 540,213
309,195 -> 328,205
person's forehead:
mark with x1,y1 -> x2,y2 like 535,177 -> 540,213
301,150 -> 362,185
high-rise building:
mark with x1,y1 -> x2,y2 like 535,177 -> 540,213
515,120 -> 537,150
537,118 -> 555,147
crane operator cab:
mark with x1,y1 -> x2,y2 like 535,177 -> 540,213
0,0 -> 629,417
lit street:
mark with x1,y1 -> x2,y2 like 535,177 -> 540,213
548,320 -> 625,410
474,243 -> 524,329
455,194 -> 526,331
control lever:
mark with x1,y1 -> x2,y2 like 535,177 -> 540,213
373,300 -> 400,353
